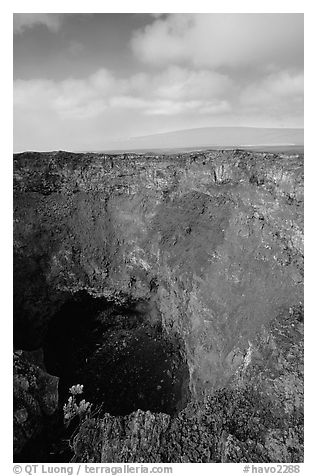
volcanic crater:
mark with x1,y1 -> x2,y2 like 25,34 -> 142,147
13,149 -> 304,463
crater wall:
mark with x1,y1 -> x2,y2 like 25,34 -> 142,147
13,150 -> 304,461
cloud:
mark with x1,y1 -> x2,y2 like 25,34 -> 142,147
14,64 -> 303,152
14,65 -> 304,127
110,96 -> 231,116
131,13 -> 304,70
149,66 -> 234,100
14,63 -> 303,127
14,66 -> 233,119
13,13 -> 304,152
14,69 -> 122,119
145,99 -> 231,116
236,70 -> 304,127
240,71 -> 304,107
13,13 -> 64,34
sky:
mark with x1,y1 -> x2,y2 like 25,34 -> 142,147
13,13 -> 304,152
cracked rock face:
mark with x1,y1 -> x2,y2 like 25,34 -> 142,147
13,350 -> 59,455
13,149 -> 303,461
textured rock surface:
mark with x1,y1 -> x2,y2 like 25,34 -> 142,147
13,350 -> 59,455
72,305 -> 303,463
13,149 -> 303,461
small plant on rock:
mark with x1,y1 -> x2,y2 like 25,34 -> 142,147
63,384 -> 92,428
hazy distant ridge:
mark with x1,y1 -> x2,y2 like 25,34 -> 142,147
108,127 -> 303,151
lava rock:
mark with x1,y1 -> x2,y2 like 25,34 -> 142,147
13,350 -> 59,455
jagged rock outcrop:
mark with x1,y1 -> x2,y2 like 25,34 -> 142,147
13,350 -> 59,455
13,149 -> 303,462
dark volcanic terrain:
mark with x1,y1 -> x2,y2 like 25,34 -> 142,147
13,149 -> 303,463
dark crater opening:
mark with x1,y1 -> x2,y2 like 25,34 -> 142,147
44,291 -> 190,417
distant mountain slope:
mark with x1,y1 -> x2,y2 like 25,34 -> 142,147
106,127 -> 303,151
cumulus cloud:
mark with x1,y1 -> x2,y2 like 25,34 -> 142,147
14,66 -> 233,119
14,67 -> 304,152
240,71 -> 304,107
131,13 -> 304,70
149,67 -> 234,100
236,70 -> 304,127
14,64 -> 303,132
13,13 -> 64,34
15,70 -> 122,119
13,13 -> 304,152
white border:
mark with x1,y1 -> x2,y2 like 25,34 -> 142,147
2,2 -> 313,474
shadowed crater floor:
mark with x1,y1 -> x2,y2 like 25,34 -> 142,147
44,292 -> 190,417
